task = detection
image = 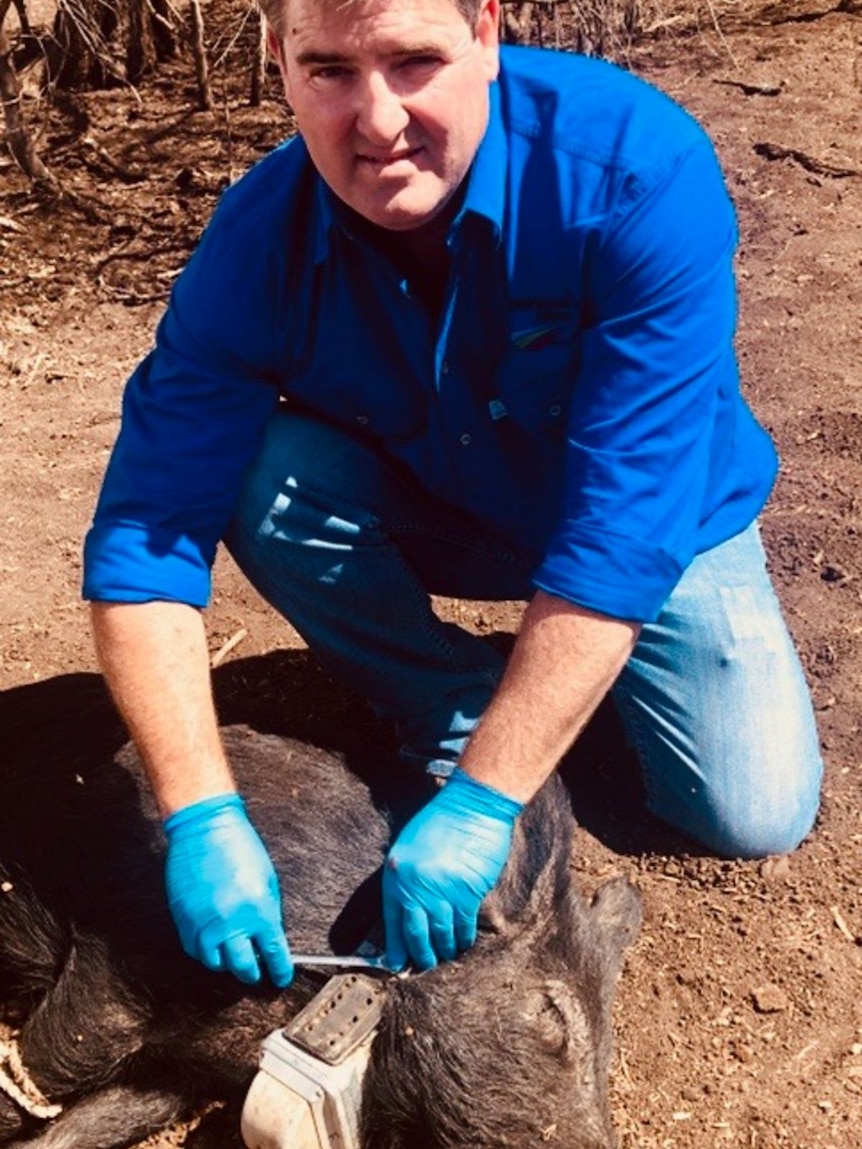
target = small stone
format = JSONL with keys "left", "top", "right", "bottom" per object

{"left": 752, "top": 984, "right": 789, "bottom": 1014}
{"left": 760, "top": 856, "right": 791, "bottom": 881}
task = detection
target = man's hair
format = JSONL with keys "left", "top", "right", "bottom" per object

{"left": 260, "top": 0, "right": 485, "bottom": 39}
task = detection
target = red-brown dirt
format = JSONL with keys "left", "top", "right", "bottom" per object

{"left": 1, "top": 3, "right": 860, "bottom": 1147}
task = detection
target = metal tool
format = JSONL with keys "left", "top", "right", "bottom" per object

{"left": 291, "top": 953, "right": 396, "bottom": 974}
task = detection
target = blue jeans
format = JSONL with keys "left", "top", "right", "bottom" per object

{"left": 225, "top": 410, "right": 823, "bottom": 859}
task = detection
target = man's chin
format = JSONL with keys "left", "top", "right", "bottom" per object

{"left": 348, "top": 184, "right": 454, "bottom": 233}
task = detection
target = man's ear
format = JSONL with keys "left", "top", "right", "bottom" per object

{"left": 266, "top": 26, "right": 291, "bottom": 102}
{"left": 476, "top": 0, "right": 501, "bottom": 83}
{"left": 266, "top": 26, "right": 283, "bottom": 65}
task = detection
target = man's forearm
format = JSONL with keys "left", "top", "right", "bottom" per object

{"left": 459, "top": 590, "right": 640, "bottom": 803}
{"left": 90, "top": 600, "right": 235, "bottom": 816}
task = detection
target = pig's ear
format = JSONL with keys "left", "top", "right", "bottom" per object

{"left": 521, "top": 979, "right": 596, "bottom": 1069}
{"left": 587, "top": 876, "right": 643, "bottom": 988}
{"left": 480, "top": 774, "right": 575, "bottom": 934}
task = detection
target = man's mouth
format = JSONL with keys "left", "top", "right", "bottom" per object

{"left": 357, "top": 147, "right": 423, "bottom": 168}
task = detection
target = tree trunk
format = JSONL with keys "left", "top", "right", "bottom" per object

{"left": 88, "top": 0, "right": 120, "bottom": 88}
{"left": 188, "top": 0, "right": 212, "bottom": 111}
{"left": 127, "top": 0, "right": 156, "bottom": 85}
{"left": 0, "top": 1, "right": 57, "bottom": 189}
{"left": 11, "top": 0, "right": 30, "bottom": 37}
{"left": 249, "top": 7, "right": 266, "bottom": 107}
{"left": 50, "top": 0, "right": 91, "bottom": 89}
{"left": 151, "top": 0, "right": 178, "bottom": 61}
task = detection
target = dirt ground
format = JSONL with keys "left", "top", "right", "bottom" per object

{"left": 1, "top": 2, "right": 861, "bottom": 1147}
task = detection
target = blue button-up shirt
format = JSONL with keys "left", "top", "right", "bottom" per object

{"left": 84, "top": 46, "right": 777, "bottom": 623}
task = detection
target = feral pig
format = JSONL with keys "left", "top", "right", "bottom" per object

{"left": 0, "top": 724, "right": 641, "bottom": 1149}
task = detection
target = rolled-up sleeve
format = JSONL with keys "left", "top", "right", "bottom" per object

{"left": 533, "top": 140, "right": 750, "bottom": 622}
{"left": 83, "top": 204, "right": 282, "bottom": 606}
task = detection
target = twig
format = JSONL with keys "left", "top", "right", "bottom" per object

{"left": 80, "top": 135, "right": 148, "bottom": 183}
{"left": 714, "top": 78, "right": 782, "bottom": 97}
{"left": 704, "top": 0, "right": 738, "bottom": 68}
{"left": 761, "top": 1, "right": 851, "bottom": 28}
{"left": 188, "top": 0, "right": 212, "bottom": 111}
{"left": 210, "top": 628, "right": 248, "bottom": 669}
{"left": 754, "top": 141, "right": 861, "bottom": 178}
{"left": 95, "top": 241, "right": 190, "bottom": 278}
{"left": 222, "top": 75, "right": 235, "bottom": 184}
{"left": 210, "top": 1, "right": 257, "bottom": 71}
{"left": 830, "top": 905, "right": 858, "bottom": 943}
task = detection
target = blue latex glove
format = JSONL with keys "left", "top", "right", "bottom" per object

{"left": 383, "top": 768, "right": 524, "bottom": 971}
{"left": 163, "top": 794, "right": 294, "bottom": 988}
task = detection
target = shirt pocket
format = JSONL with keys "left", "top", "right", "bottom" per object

{"left": 491, "top": 315, "right": 579, "bottom": 439}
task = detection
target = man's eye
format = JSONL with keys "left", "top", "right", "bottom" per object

{"left": 399, "top": 55, "right": 441, "bottom": 70}
{"left": 311, "top": 65, "right": 349, "bottom": 81}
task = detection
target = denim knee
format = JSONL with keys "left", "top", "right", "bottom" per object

{"left": 614, "top": 523, "right": 824, "bottom": 860}
{"left": 683, "top": 770, "right": 821, "bottom": 860}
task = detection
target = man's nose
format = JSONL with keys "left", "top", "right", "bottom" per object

{"left": 356, "top": 71, "right": 410, "bottom": 144}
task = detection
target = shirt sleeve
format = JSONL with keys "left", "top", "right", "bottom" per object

{"left": 532, "top": 139, "right": 752, "bottom": 623}
{"left": 82, "top": 204, "right": 282, "bottom": 607}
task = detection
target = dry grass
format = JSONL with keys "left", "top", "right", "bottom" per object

{"left": 500, "top": 0, "right": 847, "bottom": 62}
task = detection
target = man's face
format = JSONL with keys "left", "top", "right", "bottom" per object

{"left": 269, "top": 0, "right": 500, "bottom": 231}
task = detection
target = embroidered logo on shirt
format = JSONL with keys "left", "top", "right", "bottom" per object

{"left": 511, "top": 324, "right": 561, "bottom": 351}
{"left": 509, "top": 299, "right": 575, "bottom": 351}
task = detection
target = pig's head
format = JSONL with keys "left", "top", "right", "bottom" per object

{"left": 361, "top": 774, "right": 642, "bottom": 1148}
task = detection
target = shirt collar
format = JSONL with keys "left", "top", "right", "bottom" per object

{"left": 456, "top": 79, "right": 505, "bottom": 242}
{"left": 310, "top": 77, "right": 506, "bottom": 264}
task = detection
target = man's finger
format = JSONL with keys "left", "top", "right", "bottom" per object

{"left": 428, "top": 902, "right": 457, "bottom": 963}
{"left": 454, "top": 906, "right": 478, "bottom": 953}
{"left": 219, "top": 933, "right": 263, "bottom": 985}
{"left": 402, "top": 904, "right": 437, "bottom": 970}
{"left": 258, "top": 930, "right": 295, "bottom": 989}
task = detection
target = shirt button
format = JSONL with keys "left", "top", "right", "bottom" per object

{"left": 441, "top": 360, "right": 450, "bottom": 374}
{"left": 356, "top": 414, "right": 370, "bottom": 425}
{"left": 460, "top": 433, "right": 471, "bottom": 446}
{"left": 549, "top": 404, "right": 562, "bottom": 417}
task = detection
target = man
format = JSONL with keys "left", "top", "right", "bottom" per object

{"left": 83, "top": 0, "right": 823, "bottom": 988}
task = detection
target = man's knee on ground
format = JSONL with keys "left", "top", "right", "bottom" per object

{"left": 690, "top": 781, "right": 821, "bottom": 860}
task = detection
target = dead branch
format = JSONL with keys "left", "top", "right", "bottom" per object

{"left": 0, "top": 1, "right": 58, "bottom": 191}
{"left": 754, "top": 140, "right": 861, "bottom": 178}
{"left": 10, "top": 0, "right": 29, "bottom": 36}
{"left": 127, "top": 0, "right": 156, "bottom": 85}
{"left": 210, "top": 628, "right": 248, "bottom": 669}
{"left": 504, "top": 2, "right": 534, "bottom": 43}
{"left": 758, "top": 0, "right": 858, "bottom": 26}
{"left": 249, "top": 4, "right": 266, "bottom": 107}
{"left": 714, "top": 77, "right": 782, "bottom": 96}
{"left": 80, "top": 133, "right": 148, "bottom": 182}
{"left": 150, "top": 0, "right": 178, "bottom": 61}
{"left": 189, "top": 0, "right": 212, "bottom": 110}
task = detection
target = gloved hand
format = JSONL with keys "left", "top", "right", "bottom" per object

{"left": 383, "top": 768, "right": 524, "bottom": 971}
{"left": 163, "top": 793, "right": 294, "bottom": 988}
